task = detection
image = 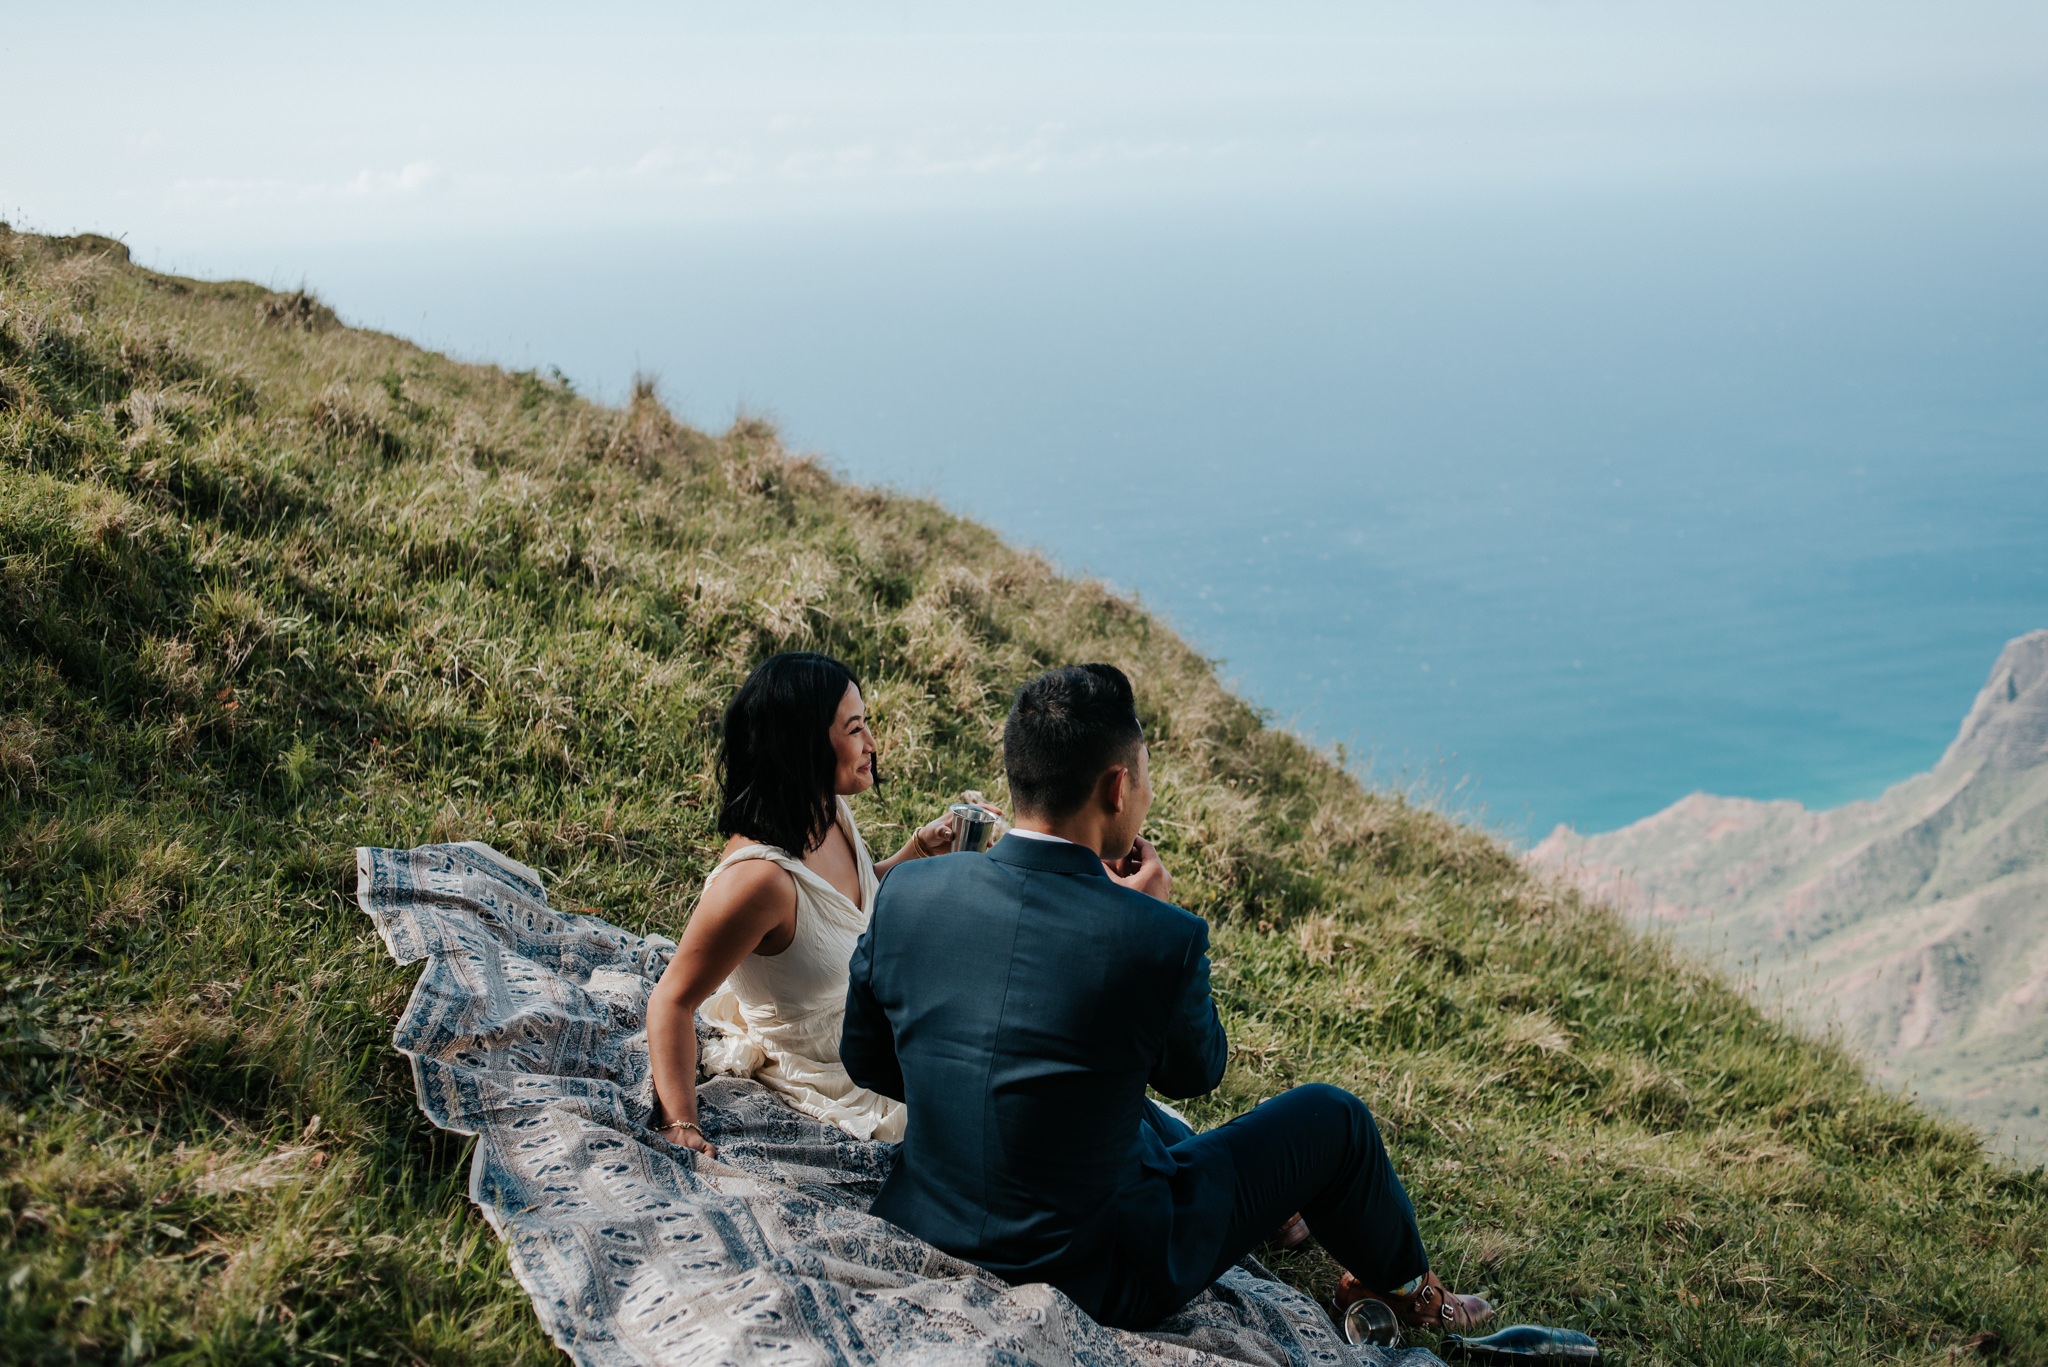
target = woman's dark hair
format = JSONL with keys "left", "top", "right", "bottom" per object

{"left": 1003, "top": 663, "right": 1144, "bottom": 818}
{"left": 718, "top": 652, "right": 874, "bottom": 855}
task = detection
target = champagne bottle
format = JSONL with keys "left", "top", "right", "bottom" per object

{"left": 1439, "top": 1326, "right": 1602, "bottom": 1364}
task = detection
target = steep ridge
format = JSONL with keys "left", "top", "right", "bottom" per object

{"left": 1530, "top": 630, "right": 2048, "bottom": 1159}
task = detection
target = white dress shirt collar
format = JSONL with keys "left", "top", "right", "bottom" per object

{"left": 1002, "top": 827, "right": 1076, "bottom": 847}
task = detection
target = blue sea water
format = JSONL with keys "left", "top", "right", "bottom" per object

{"left": 190, "top": 170, "right": 2048, "bottom": 838}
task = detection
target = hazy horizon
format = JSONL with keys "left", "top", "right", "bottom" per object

{"left": 15, "top": 2, "right": 2048, "bottom": 254}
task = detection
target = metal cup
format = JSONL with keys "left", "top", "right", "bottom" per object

{"left": 1343, "top": 1297, "right": 1401, "bottom": 1349}
{"left": 949, "top": 804, "right": 999, "bottom": 853}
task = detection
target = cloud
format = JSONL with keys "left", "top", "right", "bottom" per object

{"left": 167, "top": 161, "right": 450, "bottom": 210}
{"left": 341, "top": 161, "right": 449, "bottom": 197}
{"left": 572, "top": 124, "right": 1214, "bottom": 193}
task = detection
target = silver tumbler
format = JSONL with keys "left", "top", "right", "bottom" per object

{"left": 1343, "top": 1298, "right": 1401, "bottom": 1349}
{"left": 948, "top": 804, "right": 1000, "bottom": 853}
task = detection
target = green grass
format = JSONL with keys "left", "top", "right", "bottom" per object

{"left": 0, "top": 223, "right": 2041, "bottom": 1366}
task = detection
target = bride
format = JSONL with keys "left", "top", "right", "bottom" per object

{"left": 645, "top": 651, "right": 975, "bottom": 1153}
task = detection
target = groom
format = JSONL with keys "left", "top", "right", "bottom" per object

{"left": 841, "top": 663, "right": 1491, "bottom": 1332}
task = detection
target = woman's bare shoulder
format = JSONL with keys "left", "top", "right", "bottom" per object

{"left": 663, "top": 849, "right": 801, "bottom": 987}
{"left": 695, "top": 849, "right": 798, "bottom": 922}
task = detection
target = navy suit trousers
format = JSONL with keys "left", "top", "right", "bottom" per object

{"left": 1116, "top": 1084, "right": 1428, "bottom": 1329}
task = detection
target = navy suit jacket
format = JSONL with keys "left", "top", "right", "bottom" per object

{"left": 840, "top": 835, "right": 1232, "bottom": 1324}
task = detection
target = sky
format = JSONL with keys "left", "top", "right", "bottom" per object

{"left": 10, "top": 2, "right": 2048, "bottom": 267}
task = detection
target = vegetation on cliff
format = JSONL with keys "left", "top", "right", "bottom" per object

{"left": 1, "top": 226, "right": 2041, "bottom": 1365}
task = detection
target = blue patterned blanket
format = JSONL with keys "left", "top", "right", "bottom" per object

{"left": 357, "top": 841, "right": 1433, "bottom": 1367}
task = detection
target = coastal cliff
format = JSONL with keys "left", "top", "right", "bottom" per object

{"left": 1530, "top": 631, "right": 2048, "bottom": 1160}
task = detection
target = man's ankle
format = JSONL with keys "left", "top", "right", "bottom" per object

{"left": 1336, "top": 1271, "right": 1426, "bottom": 1304}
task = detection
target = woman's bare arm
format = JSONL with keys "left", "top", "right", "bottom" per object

{"left": 645, "top": 859, "right": 798, "bottom": 1156}
{"left": 872, "top": 802, "right": 1008, "bottom": 879}
{"left": 872, "top": 815, "right": 953, "bottom": 880}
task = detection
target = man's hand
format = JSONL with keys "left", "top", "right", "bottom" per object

{"left": 1104, "top": 835, "right": 1173, "bottom": 902}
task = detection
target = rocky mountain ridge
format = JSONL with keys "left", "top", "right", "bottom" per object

{"left": 1529, "top": 630, "right": 2048, "bottom": 1160}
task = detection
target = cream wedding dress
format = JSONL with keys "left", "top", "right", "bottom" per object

{"left": 695, "top": 796, "right": 908, "bottom": 1143}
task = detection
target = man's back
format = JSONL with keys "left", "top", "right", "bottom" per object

{"left": 841, "top": 835, "right": 1228, "bottom": 1317}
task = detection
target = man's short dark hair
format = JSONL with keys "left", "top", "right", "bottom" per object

{"left": 1003, "top": 664, "right": 1144, "bottom": 818}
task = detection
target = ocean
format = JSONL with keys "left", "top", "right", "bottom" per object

{"left": 190, "top": 168, "right": 2048, "bottom": 839}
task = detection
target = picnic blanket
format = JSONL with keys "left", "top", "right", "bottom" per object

{"left": 357, "top": 841, "right": 1437, "bottom": 1367}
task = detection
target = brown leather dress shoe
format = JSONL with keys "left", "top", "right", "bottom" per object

{"left": 1335, "top": 1271, "right": 1494, "bottom": 1332}
{"left": 1268, "top": 1213, "right": 1312, "bottom": 1251}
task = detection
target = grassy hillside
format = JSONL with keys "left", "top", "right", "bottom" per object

{"left": 0, "top": 224, "right": 2041, "bottom": 1366}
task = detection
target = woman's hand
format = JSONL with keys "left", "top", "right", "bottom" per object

{"left": 886, "top": 799, "right": 1008, "bottom": 870}
{"left": 878, "top": 798, "right": 1008, "bottom": 879}
{"left": 877, "top": 816, "right": 951, "bottom": 877}
{"left": 910, "top": 812, "right": 957, "bottom": 858}
{"left": 655, "top": 1116, "right": 718, "bottom": 1158}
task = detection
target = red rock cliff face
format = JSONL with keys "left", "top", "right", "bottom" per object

{"left": 1527, "top": 630, "right": 2048, "bottom": 1162}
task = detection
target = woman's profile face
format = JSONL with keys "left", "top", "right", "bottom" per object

{"left": 829, "top": 683, "right": 878, "bottom": 796}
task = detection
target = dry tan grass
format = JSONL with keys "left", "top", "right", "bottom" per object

{"left": 1502, "top": 1010, "right": 1575, "bottom": 1057}
{"left": 305, "top": 382, "right": 388, "bottom": 448}
{"left": 0, "top": 713, "right": 50, "bottom": 793}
